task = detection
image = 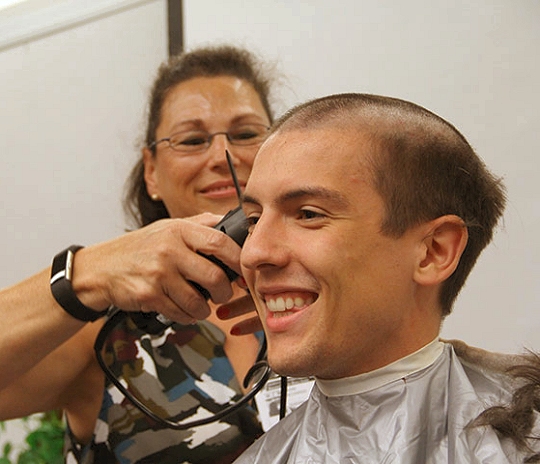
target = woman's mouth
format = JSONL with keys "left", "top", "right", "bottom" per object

{"left": 201, "top": 181, "right": 244, "bottom": 199}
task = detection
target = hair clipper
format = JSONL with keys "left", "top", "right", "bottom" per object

{"left": 129, "top": 150, "right": 248, "bottom": 334}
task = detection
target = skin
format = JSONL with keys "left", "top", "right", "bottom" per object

{"left": 142, "top": 76, "right": 269, "bottom": 383}
{"left": 0, "top": 75, "right": 268, "bottom": 443}
{"left": 240, "top": 126, "right": 468, "bottom": 380}
{"left": 144, "top": 76, "right": 270, "bottom": 219}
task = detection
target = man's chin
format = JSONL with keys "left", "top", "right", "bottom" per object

{"left": 268, "top": 355, "right": 315, "bottom": 379}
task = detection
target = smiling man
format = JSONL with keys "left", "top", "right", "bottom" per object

{"left": 233, "top": 94, "right": 540, "bottom": 463}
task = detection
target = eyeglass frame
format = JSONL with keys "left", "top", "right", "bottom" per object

{"left": 94, "top": 308, "right": 272, "bottom": 430}
{"left": 148, "top": 123, "right": 271, "bottom": 154}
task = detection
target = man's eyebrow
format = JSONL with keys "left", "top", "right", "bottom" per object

{"left": 242, "top": 194, "right": 260, "bottom": 207}
{"left": 242, "top": 187, "right": 350, "bottom": 207}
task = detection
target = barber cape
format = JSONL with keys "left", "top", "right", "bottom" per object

{"left": 235, "top": 340, "right": 540, "bottom": 463}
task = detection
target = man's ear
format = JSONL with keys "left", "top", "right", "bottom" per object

{"left": 414, "top": 215, "right": 468, "bottom": 286}
{"left": 142, "top": 147, "right": 160, "bottom": 200}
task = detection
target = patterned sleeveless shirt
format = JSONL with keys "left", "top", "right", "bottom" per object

{"left": 64, "top": 317, "right": 263, "bottom": 464}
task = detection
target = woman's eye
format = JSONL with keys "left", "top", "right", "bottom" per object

{"left": 180, "top": 136, "right": 207, "bottom": 146}
{"left": 231, "top": 131, "right": 257, "bottom": 141}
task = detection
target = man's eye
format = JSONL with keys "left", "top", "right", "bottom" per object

{"left": 246, "top": 216, "right": 260, "bottom": 232}
{"left": 300, "top": 209, "right": 324, "bottom": 220}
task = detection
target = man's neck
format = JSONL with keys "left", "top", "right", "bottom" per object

{"left": 315, "top": 338, "right": 443, "bottom": 397}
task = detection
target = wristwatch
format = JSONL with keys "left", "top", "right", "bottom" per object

{"left": 50, "top": 245, "right": 108, "bottom": 322}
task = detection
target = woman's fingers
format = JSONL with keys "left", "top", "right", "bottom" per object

{"left": 216, "top": 294, "right": 263, "bottom": 335}
{"left": 72, "top": 216, "right": 244, "bottom": 323}
{"left": 230, "top": 317, "right": 263, "bottom": 336}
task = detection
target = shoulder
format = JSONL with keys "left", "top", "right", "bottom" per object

{"left": 443, "top": 338, "right": 540, "bottom": 460}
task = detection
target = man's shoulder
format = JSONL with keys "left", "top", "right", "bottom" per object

{"left": 445, "top": 339, "right": 540, "bottom": 461}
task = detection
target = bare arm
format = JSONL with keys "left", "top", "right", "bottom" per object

{"left": 0, "top": 214, "right": 244, "bottom": 400}
{"left": 0, "top": 268, "right": 87, "bottom": 390}
{"left": 0, "top": 320, "right": 102, "bottom": 420}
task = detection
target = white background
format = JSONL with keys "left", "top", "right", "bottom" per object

{"left": 0, "top": 0, "right": 539, "bottom": 451}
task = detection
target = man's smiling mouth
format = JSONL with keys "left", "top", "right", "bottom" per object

{"left": 264, "top": 293, "right": 317, "bottom": 317}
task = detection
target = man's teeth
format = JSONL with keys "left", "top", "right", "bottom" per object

{"left": 266, "top": 296, "right": 312, "bottom": 312}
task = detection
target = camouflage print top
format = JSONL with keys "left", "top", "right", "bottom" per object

{"left": 64, "top": 317, "right": 263, "bottom": 464}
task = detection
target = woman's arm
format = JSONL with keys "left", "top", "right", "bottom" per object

{"left": 0, "top": 319, "right": 102, "bottom": 420}
{"left": 0, "top": 268, "right": 87, "bottom": 390}
{"left": 0, "top": 215, "right": 245, "bottom": 394}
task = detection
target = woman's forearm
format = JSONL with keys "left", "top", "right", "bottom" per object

{"left": 0, "top": 268, "right": 86, "bottom": 389}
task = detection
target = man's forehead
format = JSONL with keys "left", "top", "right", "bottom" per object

{"left": 250, "top": 130, "right": 317, "bottom": 184}
{"left": 245, "top": 128, "right": 373, "bottom": 205}
{"left": 259, "top": 127, "right": 372, "bottom": 174}
{"left": 254, "top": 126, "right": 371, "bottom": 167}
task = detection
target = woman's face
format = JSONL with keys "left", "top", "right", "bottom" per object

{"left": 143, "top": 76, "right": 271, "bottom": 219}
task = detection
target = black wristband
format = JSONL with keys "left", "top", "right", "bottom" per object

{"left": 50, "top": 245, "right": 108, "bottom": 322}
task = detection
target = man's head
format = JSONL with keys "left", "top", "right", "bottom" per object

{"left": 241, "top": 93, "right": 506, "bottom": 379}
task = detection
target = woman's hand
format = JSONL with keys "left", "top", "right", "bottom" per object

{"left": 72, "top": 214, "right": 243, "bottom": 325}
{"left": 216, "top": 293, "right": 263, "bottom": 335}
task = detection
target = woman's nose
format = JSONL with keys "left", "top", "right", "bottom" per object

{"left": 205, "top": 133, "right": 231, "bottom": 164}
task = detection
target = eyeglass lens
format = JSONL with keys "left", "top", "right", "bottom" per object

{"left": 167, "top": 124, "right": 269, "bottom": 152}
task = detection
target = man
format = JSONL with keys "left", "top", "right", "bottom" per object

{"left": 232, "top": 93, "right": 540, "bottom": 463}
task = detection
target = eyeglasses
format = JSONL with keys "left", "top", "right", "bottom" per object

{"left": 94, "top": 308, "right": 272, "bottom": 430}
{"left": 149, "top": 123, "right": 270, "bottom": 154}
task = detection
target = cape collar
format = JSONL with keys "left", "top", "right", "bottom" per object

{"left": 316, "top": 338, "right": 444, "bottom": 397}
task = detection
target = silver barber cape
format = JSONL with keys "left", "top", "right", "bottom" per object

{"left": 235, "top": 340, "right": 534, "bottom": 463}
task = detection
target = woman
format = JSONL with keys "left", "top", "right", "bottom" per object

{"left": 0, "top": 45, "right": 275, "bottom": 463}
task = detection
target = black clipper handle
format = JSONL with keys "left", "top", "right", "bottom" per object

{"left": 130, "top": 206, "right": 248, "bottom": 334}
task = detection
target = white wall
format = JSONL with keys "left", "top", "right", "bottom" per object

{"left": 0, "top": 0, "right": 167, "bottom": 286}
{"left": 183, "top": 0, "right": 540, "bottom": 353}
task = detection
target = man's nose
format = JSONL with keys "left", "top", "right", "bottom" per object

{"left": 241, "top": 214, "right": 288, "bottom": 271}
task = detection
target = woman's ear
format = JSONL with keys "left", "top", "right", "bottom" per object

{"left": 142, "top": 147, "right": 160, "bottom": 200}
{"left": 414, "top": 215, "right": 468, "bottom": 286}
